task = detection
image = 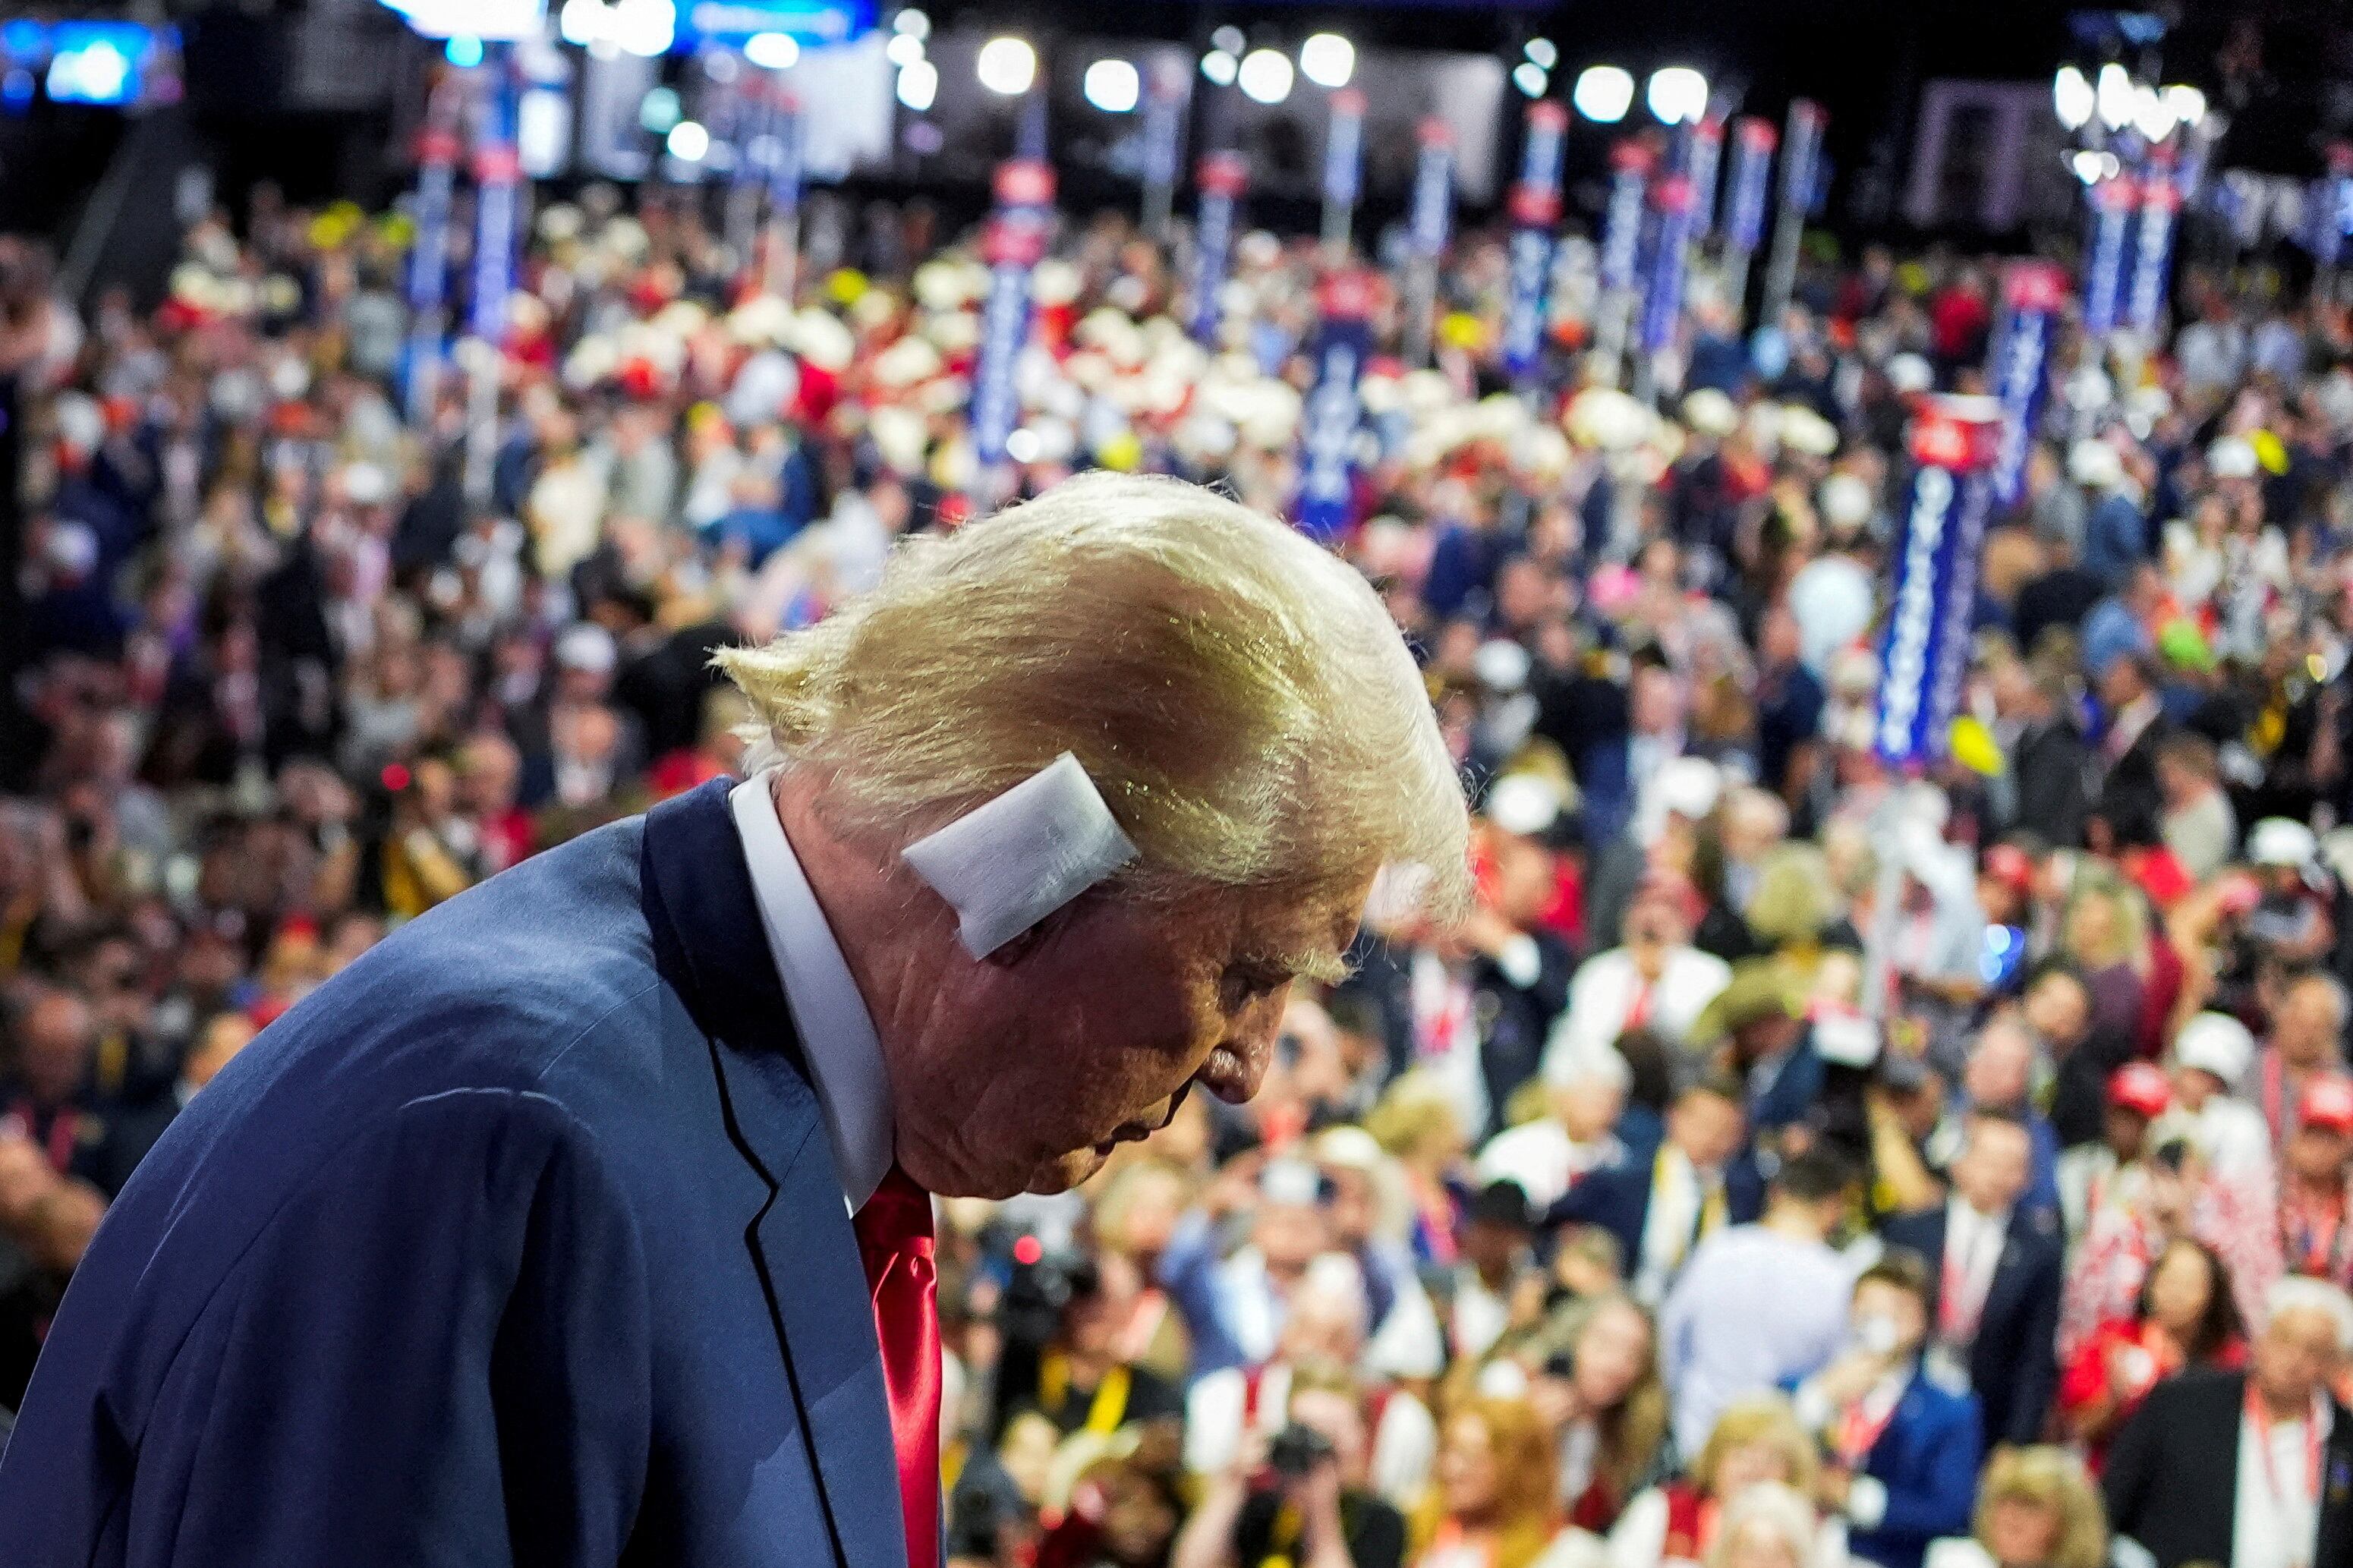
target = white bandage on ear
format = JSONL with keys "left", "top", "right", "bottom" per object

{"left": 901, "top": 752, "right": 1140, "bottom": 959}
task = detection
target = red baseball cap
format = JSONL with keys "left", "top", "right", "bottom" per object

{"left": 1982, "top": 843, "right": 2033, "bottom": 894}
{"left": 2107, "top": 1062, "right": 2172, "bottom": 1120}
{"left": 2300, "top": 1075, "right": 2353, "bottom": 1136}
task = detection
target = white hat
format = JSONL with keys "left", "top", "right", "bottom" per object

{"left": 1475, "top": 638, "right": 1532, "bottom": 694}
{"left": 1779, "top": 404, "right": 1840, "bottom": 457}
{"left": 1259, "top": 1159, "right": 1324, "bottom": 1207}
{"left": 554, "top": 622, "right": 618, "bottom": 676}
{"left": 2249, "top": 817, "right": 2318, "bottom": 868}
{"left": 1485, "top": 773, "right": 1562, "bottom": 839}
{"left": 342, "top": 462, "right": 392, "bottom": 508}
{"left": 1655, "top": 755, "right": 1723, "bottom": 821}
{"left": 1819, "top": 471, "right": 1875, "bottom": 531}
{"left": 2068, "top": 438, "right": 2124, "bottom": 490}
{"left": 1565, "top": 386, "right": 1651, "bottom": 452}
{"left": 2174, "top": 1011, "right": 2255, "bottom": 1088}
{"left": 2208, "top": 435, "right": 2260, "bottom": 480}
{"left": 1682, "top": 388, "right": 1738, "bottom": 437}
{"left": 1887, "top": 353, "right": 1934, "bottom": 395}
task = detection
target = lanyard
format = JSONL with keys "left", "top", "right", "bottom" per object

{"left": 1835, "top": 1384, "right": 1902, "bottom": 1466}
{"left": 2287, "top": 1191, "right": 2352, "bottom": 1282}
{"left": 1038, "top": 1352, "right": 1132, "bottom": 1435}
{"left": 2246, "top": 1381, "right": 2327, "bottom": 1522}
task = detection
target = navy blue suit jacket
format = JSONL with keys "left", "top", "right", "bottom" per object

{"left": 1543, "top": 1145, "right": 1765, "bottom": 1265}
{"left": 0, "top": 780, "right": 909, "bottom": 1568}
{"left": 1878, "top": 1203, "right": 2064, "bottom": 1448}
{"left": 1846, "top": 1365, "right": 1983, "bottom": 1568}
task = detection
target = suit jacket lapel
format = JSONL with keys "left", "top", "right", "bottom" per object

{"left": 642, "top": 779, "right": 909, "bottom": 1568}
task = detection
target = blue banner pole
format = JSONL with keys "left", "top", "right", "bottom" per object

{"left": 1296, "top": 269, "right": 1375, "bottom": 543}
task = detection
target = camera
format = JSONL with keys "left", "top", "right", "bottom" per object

{"left": 1267, "top": 1425, "right": 1335, "bottom": 1478}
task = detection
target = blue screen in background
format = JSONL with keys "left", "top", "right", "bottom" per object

{"left": 27, "top": 21, "right": 165, "bottom": 106}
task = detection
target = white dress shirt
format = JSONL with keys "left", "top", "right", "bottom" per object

{"left": 2235, "top": 1395, "right": 2330, "bottom": 1568}
{"left": 729, "top": 775, "right": 896, "bottom": 1210}
{"left": 1940, "top": 1197, "right": 2008, "bottom": 1350}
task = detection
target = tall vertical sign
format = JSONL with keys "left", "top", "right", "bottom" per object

{"left": 1296, "top": 269, "right": 1375, "bottom": 543}
{"left": 972, "top": 158, "right": 1056, "bottom": 497}
{"left": 1759, "top": 99, "right": 1824, "bottom": 330}
{"left": 1401, "top": 118, "right": 1454, "bottom": 367}
{"left": 1987, "top": 261, "right": 2066, "bottom": 512}
{"left": 2127, "top": 143, "right": 2181, "bottom": 335}
{"left": 2081, "top": 170, "right": 2135, "bottom": 340}
{"left": 1139, "top": 60, "right": 1187, "bottom": 241}
{"left": 1720, "top": 117, "right": 1776, "bottom": 326}
{"left": 404, "top": 71, "right": 465, "bottom": 426}
{"left": 1875, "top": 395, "right": 2002, "bottom": 768}
{"left": 1189, "top": 151, "right": 1248, "bottom": 345}
{"left": 463, "top": 52, "right": 521, "bottom": 509}
{"left": 1321, "top": 88, "right": 1366, "bottom": 253}
{"left": 1500, "top": 100, "right": 1568, "bottom": 391}
{"left": 1592, "top": 138, "right": 1653, "bottom": 386}
{"left": 1640, "top": 118, "right": 1718, "bottom": 383}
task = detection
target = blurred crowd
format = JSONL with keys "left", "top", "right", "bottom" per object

{"left": 15, "top": 165, "right": 2353, "bottom": 1568}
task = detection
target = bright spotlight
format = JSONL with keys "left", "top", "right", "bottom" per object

{"left": 444, "top": 34, "right": 484, "bottom": 68}
{"left": 1201, "top": 49, "right": 1237, "bottom": 86}
{"left": 2164, "top": 83, "right": 2207, "bottom": 128}
{"left": 1084, "top": 57, "right": 1140, "bottom": 112}
{"left": 2131, "top": 83, "right": 2176, "bottom": 142}
{"left": 1513, "top": 61, "right": 1547, "bottom": 99}
{"left": 2096, "top": 62, "right": 2133, "bottom": 131}
{"left": 1573, "top": 64, "right": 1634, "bottom": 123}
{"left": 608, "top": 0, "right": 675, "bottom": 58}
{"left": 892, "top": 8, "right": 928, "bottom": 36}
{"left": 745, "top": 31, "right": 799, "bottom": 68}
{"left": 559, "top": 0, "right": 603, "bottom": 45}
{"left": 666, "top": 119, "right": 710, "bottom": 161}
{"left": 1646, "top": 65, "right": 1708, "bottom": 126}
{"left": 2070, "top": 149, "right": 2104, "bottom": 184}
{"left": 1211, "top": 25, "right": 1246, "bottom": 55}
{"left": 1236, "top": 46, "right": 1293, "bottom": 105}
{"left": 1005, "top": 427, "right": 1043, "bottom": 464}
{"left": 1299, "top": 33, "right": 1354, "bottom": 90}
{"left": 896, "top": 57, "right": 938, "bottom": 110}
{"left": 1525, "top": 38, "right": 1558, "bottom": 69}
{"left": 976, "top": 35, "right": 1036, "bottom": 96}
{"left": 2052, "top": 65, "right": 2093, "bottom": 131}
{"left": 884, "top": 31, "right": 923, "bottom": 66}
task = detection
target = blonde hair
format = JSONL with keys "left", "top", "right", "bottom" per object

{"left": 717, "top": 472, "right": 1469, "bottom": 940}
{"left": 1973, "top": 1446, "right": 2108, "bottom": 1568}
{"left": 1704, "top": 1482, "right": 1819, "bottom": 1568}
{"left": 1364, "top": 1068, "right": 1466, "bottom": 1165}
{"left": 1692, "top": 1394, "right": 1819, "bottom": 1499}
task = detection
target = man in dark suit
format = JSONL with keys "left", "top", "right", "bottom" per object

{"left": 0, "top": 474, "right": 1471, "bottom": 1566}
{"left": 2105, "top": 1278, "right": 2353, "bottom": 1568}
{"left": 1547, "top": 1076, "right": 1762, "bottom": 1305}
{"left": 1878, "top": 1109, "right": 2062, "bottom": 1449}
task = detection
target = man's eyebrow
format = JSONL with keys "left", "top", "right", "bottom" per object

{"left": 1243, "top": 945, "right": 1353, "bottom": 987}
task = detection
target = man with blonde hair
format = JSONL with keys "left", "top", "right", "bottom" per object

{"left": 0, "top": 472, "right": 1469, "bottom": 1568}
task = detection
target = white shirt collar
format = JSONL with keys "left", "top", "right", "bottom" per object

{"left": 729, "top": 774, "right": 896, "bottom": 1209}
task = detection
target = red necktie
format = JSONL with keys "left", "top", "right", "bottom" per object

{"left": 853, "top": 1167, "right": 942, "bottom": 1568}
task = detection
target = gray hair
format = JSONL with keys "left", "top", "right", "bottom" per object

{"left": 2266, "top": 1277, "right": 2353, "bottom": 1354}
{"left": 717, "top": 473, "right": 1470, "bottom": 959}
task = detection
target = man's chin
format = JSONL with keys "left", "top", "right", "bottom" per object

{"left": 1024, "top": 1146, "right": 1113, "bottom": 1195}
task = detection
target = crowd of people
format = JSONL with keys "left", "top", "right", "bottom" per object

{"left": 11, "top": 153, "right": 2353, "bottom": 1568}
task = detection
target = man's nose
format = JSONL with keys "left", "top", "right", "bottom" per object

{"left": 1198, "top": 1025, "right": 1274, "bottom": 1104}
